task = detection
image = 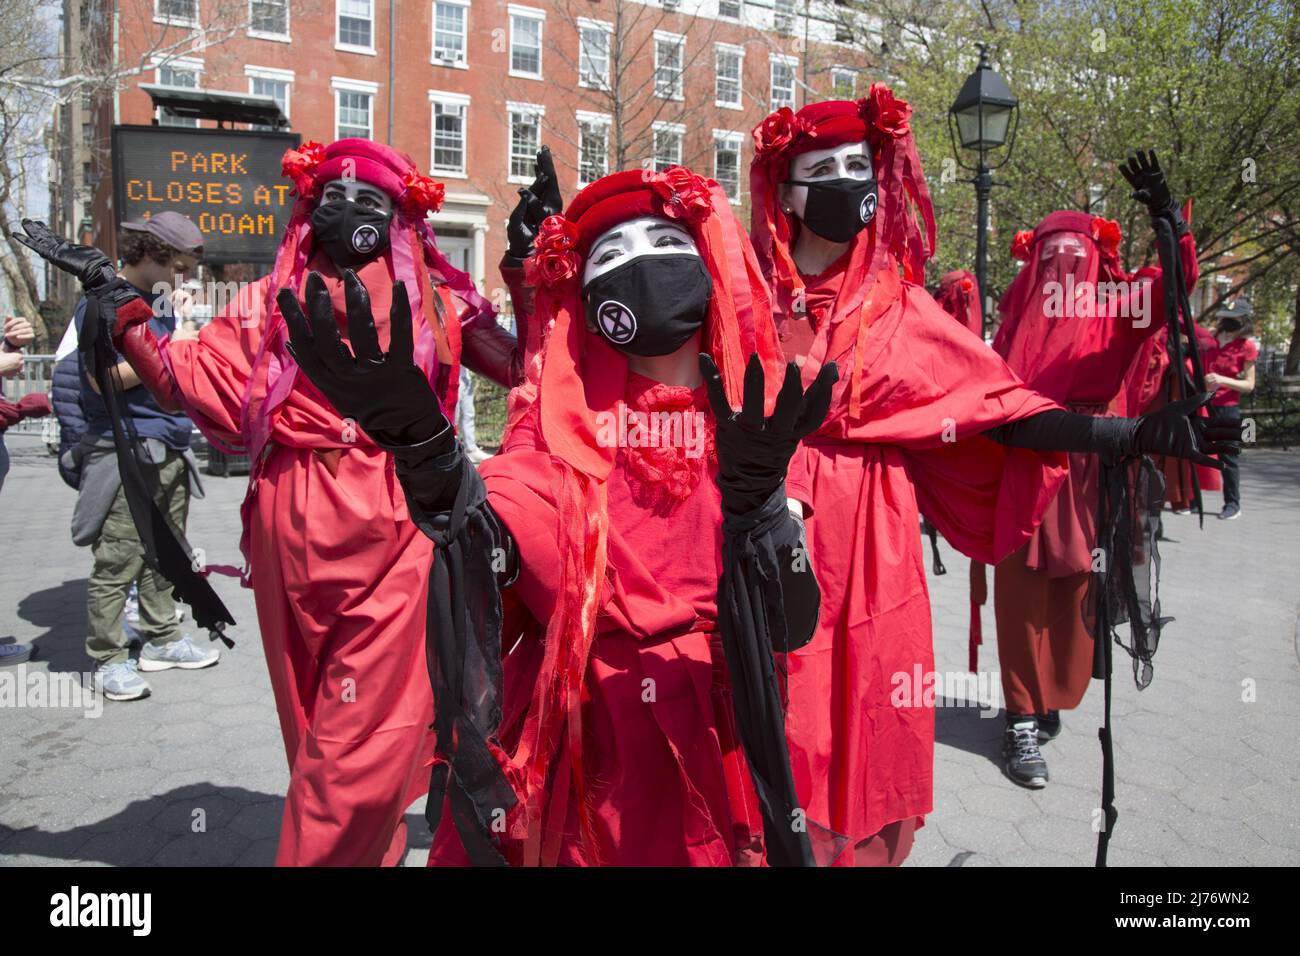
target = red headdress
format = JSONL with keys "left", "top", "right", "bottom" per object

{"left": 489, "top": 167, "right": 784, "bottom": 865}
{"left": 935, "top": 269, "right": 982, "bottom": 337}
{"left": 231, "top": 138, "right": 493, "bottom": 471}
{"left": 749, "top": 88, "right": 936, "bottom": 418}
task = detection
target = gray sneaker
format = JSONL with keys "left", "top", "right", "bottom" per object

{"left": 0, "top": 643, "right": 33, "bottom": 666}
{"left": 99, "top": 660, "right": 151, "bottom": 701}
{"left": 138, "top": 634, "right": 220, "bottom": 672}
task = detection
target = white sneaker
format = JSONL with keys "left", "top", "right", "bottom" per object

{"left": 138, "top": 634, "right": 221, "bottom": 672}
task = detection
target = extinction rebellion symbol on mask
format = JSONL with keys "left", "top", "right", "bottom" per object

{"left": 860, "top": 193, "right": 877, "bottom": 224}
{"left": 351, "top": 224, "right": 380, "bottom": 255}
{"left": 597, "top": 300, "right": 637, "bottom": 345}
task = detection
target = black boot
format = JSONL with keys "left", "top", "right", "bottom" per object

{"left": 1002, "top": 715, "right": 1049, "bottom": 788}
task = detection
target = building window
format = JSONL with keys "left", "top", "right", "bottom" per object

{"left": 718, "top": 0, "right": 741, "bottom": 19}
{"left": 713, "top": 131, "right": 742, "bottom": 203}
{"left": 508, "top": 104, "right": 543, "bottom": 182}
{"left": 832, "top": 67, "right": 856, "bottom": 99}
{"left": 654, "top": 32, "right": 685, "bottom": 100}
{"left": 248, "top": 72, "right": 290, "bottom": 129}
{"left": 509, "top": 7, "right": 544, "bottom": 80}
{"left": 432, "top": 0, "right": 468, "bottom": 67}
{"left": 770, "top": 55, "right": 797, "bottom": 111}
{"left": 337, "top": 0, "right": 373, "bottom": 52}
{"left": 652, "top": 121, "right": 683, "bottom": 171}
{"left": 156, "top": 0, "right": 197, "bottom": 25}
{"left": 715, "top": 44, "right": 743, "bottom": 109}
{"left": 334, "top": 82, "right": 375, "bottom": 139}
{"left": 429, "top": 93, "right": 468, "bottom": 175}
{"left": 577, "top": 112, "right": 610, "bottom": 186}
{"left": 157, "top": 63, "right": 200, "bottom": 127}
{"left": 774, "top": 0, "right": 795, "bottom": 36}
{"left": 249, "top": 0, "right": 288, "bottom": 37}
{"left": 578, "top": 19, "right": 611, "bottom": 89}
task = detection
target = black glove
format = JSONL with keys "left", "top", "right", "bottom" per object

{"left": 1133, "top": 391, "right": 1242, "bottom": 468}
{"left": 701, "top": 353, "right": 837, "bottom": 515}
{"left": 505, "top": 146, "right": 564, "bottom": 261}
{"left": 13, "top": 219, "right": 138, "bottom": 312}
{"left": 1119, "top": 150, "right": 1186, "bottom": 235}
{"left": 279, "top": 270, "right": 451, "bottom": 452}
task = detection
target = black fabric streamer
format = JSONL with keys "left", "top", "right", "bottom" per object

{"left": 402, "top": 452, "right": 516, "bottom": 866}
{"left": 718, "top": 487, "right": 848, "bottom": 867}
{"left": 921, "top": 518, "right": 947, "bottom": 575}
{"left": 1086, "top": 454, "right": 1169, "bottom": 866}
{"left": 80, "top": 293, "right": 235, "bottom": 642}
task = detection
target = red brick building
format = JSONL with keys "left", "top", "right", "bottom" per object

{"left": 59, "top": 0, "right": 875, "bottom": 291}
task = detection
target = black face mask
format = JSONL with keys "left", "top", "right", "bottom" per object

{"left": 786, "top": 176, "right": 878, "bottom": 243}
{"left": 1220, "top": 318, "right": 1243, "bottom": 334}
{"left": 310, "top": 200, "right": 391, "bottom": 269}
{"left": 583, "top": 254, "right": 712, "bottom": 357}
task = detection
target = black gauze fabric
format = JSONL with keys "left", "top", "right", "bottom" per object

{"left": 787, "top": 177, "right": 879, "bottom": 242}
{"left": 310, "top": 201, "right": 392, "bottom": 269}
{"left": 583, "top": 254, "right": 711, "bottom": 356}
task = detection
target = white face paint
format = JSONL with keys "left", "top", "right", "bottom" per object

{"left": 1039, "top": 235, "right": 1088, "bottom": 260}
{"left": 582, "top": 215, "right": 701, "bottom": 287}
{"left": 320, "top": 177, "right": 394, "bottom": 216}
{"left": 781, "top": 141, "right": 874, "bottom": 220}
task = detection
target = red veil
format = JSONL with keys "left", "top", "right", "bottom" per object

{"left": 477, "top": 167, "right": 785, "bottom": 865}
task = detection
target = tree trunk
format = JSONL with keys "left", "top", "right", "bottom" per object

{"left": 1285, "top": 275, "right": 1300, "bottom": 376}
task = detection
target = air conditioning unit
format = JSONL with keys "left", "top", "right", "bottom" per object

{"left": 434, "top": 49, "right": 462, "bottom": 65}
{"left": 663, "top": 0, "right": 678, "bottom": 9}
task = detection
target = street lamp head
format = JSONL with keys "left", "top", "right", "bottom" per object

{"left": 948, "top": 44, "right": 1019, "bottom": 155}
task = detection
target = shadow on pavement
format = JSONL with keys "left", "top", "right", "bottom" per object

{"left": 16, "top": 578, "right": 90, "bottom": 676}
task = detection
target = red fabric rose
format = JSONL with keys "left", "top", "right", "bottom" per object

{"left": 859, "top": 83, "right": 912, "bottom": 143}
{"left": 281, "top": 140, "right": 326, "bottom": 197}
{"left": 399, "top": 170, "right": 446, "bottom": 217}
{"left": 1011, "top": 230, "right": 1034, "bottom": 262}
{"left": 752, "top": 107, "right": 814, "bottom": 158}
{"left": 525, "top": 214, "right": 582, "bottom": 288}
{"left": 1090, "top": 216, "right": 1123, "bottom": 257}
{"left": 960, "top": 276, "right": 975, "bottom": 294}
{"left": 651, "top": 166, "right": 713, "bottom": 223}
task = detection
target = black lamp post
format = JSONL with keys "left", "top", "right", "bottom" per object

{"left": 947, "top": 43, "right": 1019, "bottom": 335}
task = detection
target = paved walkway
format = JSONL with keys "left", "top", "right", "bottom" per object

{"left": 2, "top": 432, "right": 1297, "bottom": 866}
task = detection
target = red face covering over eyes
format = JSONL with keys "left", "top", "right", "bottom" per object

{"left": 464, "top": 167, "right": 786, "bottom": 866}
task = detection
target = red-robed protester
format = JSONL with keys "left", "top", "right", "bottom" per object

{"left": 99, "top": 139, "right": 511, "bottom": 865}
{"left": 991, "top": 203, "right": 1198, "bottom": 759}
{"left": 749, "top": 92, "right": 1069, "bottom": 864}
{"left": 934, "top": 269, "right": 983, "bottom": 338}
{"left": 279, "top": 166, "right": 837, "bottom": 866}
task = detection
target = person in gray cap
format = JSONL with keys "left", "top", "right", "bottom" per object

{"left": 69, "top": 211, "right": 219, "bottom": 701}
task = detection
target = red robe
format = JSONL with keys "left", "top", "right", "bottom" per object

{"left": 426, "top": 376, "right": 764, "bottom": 866}
{"left": 158, "top": 256, "right": 445, "bottom": 865}
{"left": 780, "top": 263, "right": 1066, "bottom": 854}
{"left": 992, "top": 230, "right": 1198, "bottom": 716}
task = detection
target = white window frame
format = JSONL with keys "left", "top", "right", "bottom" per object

{"left": 506, "top": 101, "right": 545, "bottom": 185}
{"left": 577, "top": 17, "right": 613, "bottom": 91}
{"left": 712, "top": 129, "right": 744, "bottom": 204}
{"left": 651, "top": 120, "right": 685, "bottom": 171}
{"left": 248, "top": 0, "right": 290, "bottom": 42}
{"left": 831, "top": 66, "right": 856, "bottom": 99}
{"left": 717, "top": 0, "right": 742, "bottom": 20}
{"left": 508, "top": 5, "right": 546, "bottom": 81}
{"left": 153, "top": 57, "right": 204, "bottom": 127}
{"left": 245, "top": 65, "right": 293, "bottom": 126}
{"left": 428, "top": 89, "right": 470, "bottom": 179}
{"left": 336, "top": 0, "right": 377, "bottom": 56}
{"left": 714, "top": 42, "right": 744, "bottom": 110}
{"left": 576, "top": 109, "right": 611, "bottom": 187}
{"left": 770, "top": 53, "right": 798, "bottom": 111}
{"left": 431, "top": 0, "right": 470, "bottom": 69}
{"left": 154, "top": 0, "right": 199, "bottom": 28}
{"left": 653, "top": 30, "right": 686, "bottom": 102}
{"left": 332, "top": 76, "right": 378, "bottom": 139}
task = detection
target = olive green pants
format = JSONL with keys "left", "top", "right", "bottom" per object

{"left": 85, "top": 450, "right": 190, "bottom": 665}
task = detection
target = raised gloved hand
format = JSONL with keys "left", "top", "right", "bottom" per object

{"left": 12, "top": 219, "right": 140, "bottom": 321}
{"left": 701, "top": 353, "right": 838, "bottom": 515}
{"left": 279, "top": 270, "right": 451, "bottom": 451}
{"left": 506, "top": 146, "right": 564, "bottom": 261}
{"left": 1119, "top": 150, "right": 1186, "bottom": 235}
{"left": 1133, "top": 391, "right": 1242, "bottom": 467}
